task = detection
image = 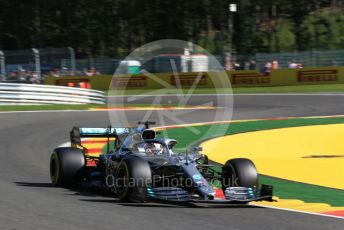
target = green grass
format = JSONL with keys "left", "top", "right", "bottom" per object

{"left": 260, "top": 176, "right": 344, "bottom": 207}
{"left": 107, "top": 83, "right": 344, "bottom": 95}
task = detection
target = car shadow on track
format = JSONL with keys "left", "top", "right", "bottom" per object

{"left": 15, "top": 181, "right": 122, "bottom": 199}
{"left": 15, "top": 181, "right": 264, "bottom": 209}
{"left": 15, "top": 182, "right": 53, "bottom": 187}
{"left": 79, "top": 198, "right": 263, "bottom": 209}
{"left": 15, "top": 181, "right": 114, "bottom": 197}
{"left": 116, "top": 203, "right": 262, "bottom": 209}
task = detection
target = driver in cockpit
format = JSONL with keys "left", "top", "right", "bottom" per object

{"left": 135, "top": 142, "right": 167, "bottom": 156}
{"left": 144, "top": 143, "right": 159, "bottom": 156}
{"left": 144, "top": 142, "right": 168, "bottom": 156}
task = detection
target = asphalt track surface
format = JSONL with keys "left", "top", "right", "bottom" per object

{"left": 1, "top": 94, "right": 343, "bottom": 230}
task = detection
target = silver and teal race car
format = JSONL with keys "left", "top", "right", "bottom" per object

{"left": 50, "top": 121, "right": 273, "bottom": 203}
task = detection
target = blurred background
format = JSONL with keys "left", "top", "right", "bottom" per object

{"left": 1, "top": 0, "right": 344, "bottom": 79}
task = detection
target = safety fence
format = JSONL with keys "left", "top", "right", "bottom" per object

{"left": 0, "top": 83, "right": 105, "bottom": 105}
{"left": 0, "top": 47, "right": 74, "bottom": 81}
{"left": 2, "top": 48, "right": 344, "bottom": 81}
{"left": 0, "top": 47, "right": 344, "bottom": 80}
{"left": 246, "top": 49, "right": 344, "bottom": 70}
{"left": 58, "top": 49, "right": 344, "bottom": 75}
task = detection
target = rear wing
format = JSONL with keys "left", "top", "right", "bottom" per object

{"left": 70, "top": 127, "right": 134, "bottom": 151}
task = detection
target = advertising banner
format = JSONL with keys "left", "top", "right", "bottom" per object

{"left": 45, "top": 67, "right": 344, "bottom": 91}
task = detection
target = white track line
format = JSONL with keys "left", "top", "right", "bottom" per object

{"left": 252, "top": 204, "right": 344, "bottom": 220}
{"left": 1, "top": 93, "right": 344, "bottom": 114}
{"left": 0, "top": 109, "right": 104, "bottom": 114}
{"left": 0, "top": 107, "right": 216, "bottom": 114}
{"left": 236, "top": 93, "right": 344, "bottom": 96}
{"left": 108, "top": 93, "right": 344, "bottom": 97}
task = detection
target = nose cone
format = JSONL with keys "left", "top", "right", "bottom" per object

{"left": 198, "top": 184, "right": 215, "bottom": 200}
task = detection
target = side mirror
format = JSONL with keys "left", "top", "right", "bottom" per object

{"left": 193, "top": 146, "right": 203, "bottom": 152}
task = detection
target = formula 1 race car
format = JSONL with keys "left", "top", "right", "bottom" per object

{"left": 50, "top": 121, "right": 273, "bottom": 203}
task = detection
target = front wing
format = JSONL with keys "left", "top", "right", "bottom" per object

{"left": 146, "top": 185, "right": 274, "bottom": 203}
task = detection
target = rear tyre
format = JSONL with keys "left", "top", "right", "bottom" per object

{"left": 222, "top": 158, "right": 258, "bottom": 190}
{"left": 50, "top": 147, "right": 85, "bottom": 187}
{"left": 115, "top": 157, "right": 151, "bottom": 202}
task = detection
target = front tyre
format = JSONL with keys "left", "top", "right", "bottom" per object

{"left": 115, "top": 157, "right": 151, "bottom": 202}
{"left": 222, "top": 158, "right": 258, "bottom": 190}
{"left": 50, "top": 147, "right": 85, "bottom": 187}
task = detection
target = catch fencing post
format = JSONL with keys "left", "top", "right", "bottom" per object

{"left": 311, "top": 49, "right": 317, "bottom": 67}
{"left": 228, "top": 4, "right": 237, "bottom": 68}
{"left": 32, "top": 48, "right": 41, "bottom": 79}
{"left": 68, "top": 47, "right": 76, "bottom": 75}
{"left": 0, "top": 50, "right": 5, "bottom": 80}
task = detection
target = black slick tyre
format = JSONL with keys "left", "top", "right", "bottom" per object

{"left": 50, "top": 147, "right": 85, "bottom": 187}
{"left": 222, "top": 158, "right": 258, "bottom": 190}
{"left": 115, "top": 157, "right": 151, "bottom": 202}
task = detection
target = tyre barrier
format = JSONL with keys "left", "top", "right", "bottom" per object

{"left": 0, "top": 83, "right": 106, "bottom": 105}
